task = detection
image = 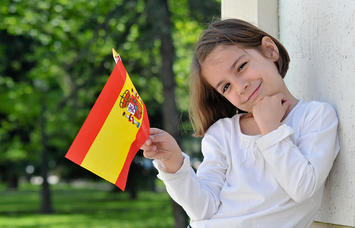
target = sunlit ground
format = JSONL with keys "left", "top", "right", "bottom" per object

{"left": 0, "top": 181, "right": 173, "bottom": 228}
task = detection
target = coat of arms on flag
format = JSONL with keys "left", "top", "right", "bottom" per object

{"left": 65, "top": 49, "right": 150, "bottom": 191}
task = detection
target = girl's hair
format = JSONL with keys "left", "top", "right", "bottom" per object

{"left": 189, "top": 18, "right": 290, "bottom": 137}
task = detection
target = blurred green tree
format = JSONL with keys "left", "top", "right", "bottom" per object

{"left": 0, "top": 0, "right": 220, "bottom": 225}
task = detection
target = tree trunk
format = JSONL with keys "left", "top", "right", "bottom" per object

{"left": 6, "top": 169, "right": 19, "bottom": 191}
{"left": 39, "top": 95, "right": 54, "bottom": 214}
{"left": 158, "top": 0, "right": 189, "bottom": 227}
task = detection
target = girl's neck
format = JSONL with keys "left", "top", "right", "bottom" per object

{"left": 283, "top": 94, "right": 299, "bottom": 119}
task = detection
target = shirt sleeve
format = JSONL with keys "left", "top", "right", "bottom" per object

{"left": 153, "top": 129, "right": 227, "bottom": 221}
{"left": 256, "top": 102, "right": 340, "bottom": 203}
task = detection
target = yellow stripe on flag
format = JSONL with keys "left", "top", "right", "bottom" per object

{"left": 81, "top": 73, "right": 142, "bottom": 183}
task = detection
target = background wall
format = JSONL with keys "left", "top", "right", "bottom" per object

{"left": 222, "top": 0, "right": 355, "bottom": 226}
{"left": 221, "top": 0, "right": 279, "bottom": 38}
{"left": 279, "top": 0, "right": 355, "bottom": 225}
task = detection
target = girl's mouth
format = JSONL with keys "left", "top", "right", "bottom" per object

{"left": 247, "top": 82, "right": 262, "bottom": 102}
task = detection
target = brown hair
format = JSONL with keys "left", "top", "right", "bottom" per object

{"left": 189, "top": 18, "right": 290, "bottom": 137}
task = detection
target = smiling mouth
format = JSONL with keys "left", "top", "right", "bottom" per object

{"left": 247, "top": 82, "right": 262, "bottom": 102}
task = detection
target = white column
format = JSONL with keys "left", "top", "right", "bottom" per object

{"left": 279, "top": 0, "right": 355, "bottom": 225}
{"left": 221, "top": 0, "right": 279, "bottom": 38}
{"left": 221, "top": 0, "right": 355, "bottom": 227}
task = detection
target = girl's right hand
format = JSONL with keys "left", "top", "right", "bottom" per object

{"left": 252, "top": 93, "right": 290, "bottom": 135}
{"left": 141, "top": 128, "right": 184, "bottom": 173}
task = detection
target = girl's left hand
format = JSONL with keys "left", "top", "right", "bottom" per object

{"left": 252, "top": 93, "right": 290, "bottom": 135}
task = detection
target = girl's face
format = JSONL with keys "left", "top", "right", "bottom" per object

{"left": 201, "top": 38, "right": 287, "bottom": 113}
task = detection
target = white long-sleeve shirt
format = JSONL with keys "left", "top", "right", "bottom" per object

{"left": 153, "top": 100, "right": 340, "bottom": 228}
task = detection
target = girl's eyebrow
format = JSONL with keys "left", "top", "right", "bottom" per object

{"left": 215, "top": 54, "right": 245, "bottom": 90}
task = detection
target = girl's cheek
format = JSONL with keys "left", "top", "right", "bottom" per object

{"left": 230, "top": 98, "right": 242, "bottom": 109}
{"left": 226, "top": 95, "right": 236, "bottom": 106}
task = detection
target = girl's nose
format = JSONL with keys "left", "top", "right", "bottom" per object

{"left": 235, "top": 78, "right": 249, "bottom": 95}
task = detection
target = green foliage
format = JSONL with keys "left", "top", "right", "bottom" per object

{"left": 0, "top": 0, "right": 220, "bottom": 183}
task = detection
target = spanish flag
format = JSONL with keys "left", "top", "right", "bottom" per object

{"left": 65, "top": 49, "right": 150, "bottom": 191}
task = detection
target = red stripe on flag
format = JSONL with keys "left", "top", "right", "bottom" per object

{"left": 115, "top": 103, "right": 150, "bottom": 191}
{"left": 65, "top": 62, "right": 127, "bottom": 165}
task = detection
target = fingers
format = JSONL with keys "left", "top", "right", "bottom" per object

{"left": 275, "top": 93, "right": 289, "bottom": 108}
{"left": 143, "top": 148, "right": 158, "bottom": 159}
{"left": 141, "top": 128, "right": 167, "bottom": 159}
{"left": 141, "top": 138, "right": 158, "bottom": 159}
{"left": 270, "top": 93, "right": 289, "bottom": 107}
{"left": 254, "top": 96, "right": 264, "bottom": 104}
{"left": 149, "top": 128, "right": 171, "bottom": 143}
{"left": 259, "top": 93, "right": 290, "bottom": 121}
{"left": 140, "top": 128, "right": 166, "bottom": 149}
{"left": 149, "top": 128, "right": 164, "bottom": 135}
{"left": 141, "top": 127, "right": 180, "bottom": 161}
{"left": 141, "top": 139, "right": 152, "bottom": 150}
{"left": 273, "top": 93, "right": 289, "bottom": 113}
{"left": 276, "top": 94, "right": 291, "bottom": 122}
{"left": 140, "top": 134, "right": 156, "bottom": 152}
{"left": 142, "top": 144, "right": 171, "bottom": 160}
{"left": 272, "top": 92, "right": 286, "bottom": 101}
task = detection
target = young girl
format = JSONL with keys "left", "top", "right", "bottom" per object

{"left": 141, "top": 19, "right": 339, "bottom": 228}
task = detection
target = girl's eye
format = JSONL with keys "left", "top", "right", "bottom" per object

{"left": 222, "top": 83, "right": 230, "bottom": 93}
{"left": 238, "top": 62, "right": 247, "bottom": 72}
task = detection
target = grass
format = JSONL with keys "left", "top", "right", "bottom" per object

{"left": 0, "top": 181, "right": 174, "bottom": 228}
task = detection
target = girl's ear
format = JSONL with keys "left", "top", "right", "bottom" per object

{"left": 260, "top": 36, "right": 280, "bottom": 62}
